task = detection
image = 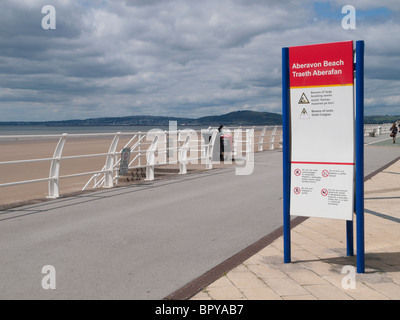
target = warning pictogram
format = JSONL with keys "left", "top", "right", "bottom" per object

{"left": 294, "top": 169, "right": 301, "bottom": 176}
{"left": 322, "top": 170, "right": 329, "bottom": 178}
{"left": 321, "top": 189, "right": 328, "bottom": 196}
{"left": 299, "top": 108, "right": 310, "bottom": 119}
{"left": 298, "top": 93, "right": 309, "bottom": 104}
{"left": 294, "top": 187, "right": 301, "bottom": 195}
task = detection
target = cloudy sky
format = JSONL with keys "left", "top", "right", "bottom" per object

{"left": 1, "top": 0, "right": 399, "bottom": 121}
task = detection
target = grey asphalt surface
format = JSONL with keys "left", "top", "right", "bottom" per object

{"left": 1, "top": 140, "right": 399, "bottom": 300}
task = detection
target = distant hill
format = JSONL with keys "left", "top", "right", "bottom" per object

{"left": 3, "top": 111, "right": 398, "bottom": 127}
{"left": 0, "top": 111, "right": 283, "bottom": 127}
{"left": 364, "top": 115, "right": 400, "bottom": 124}
{"left": 190, "top": 110, "right": 282, "bottom": 126}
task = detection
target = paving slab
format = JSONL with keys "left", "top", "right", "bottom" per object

{"left": 191, "top": 158, "right": 400, "bottom": 300}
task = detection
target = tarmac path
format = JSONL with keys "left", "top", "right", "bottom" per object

{"left": 0, "top": 140, "right": 399, "bottom": 299}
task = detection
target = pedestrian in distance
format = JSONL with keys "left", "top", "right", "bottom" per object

{"left": 390, "top": 123, "right": 398, "bottom": 143}
{"left": 218, "top": 125, "right": 224, "bottom": 161}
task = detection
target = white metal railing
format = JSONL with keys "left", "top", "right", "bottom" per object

{"left": 3, "top": 122, "right": 393, "bottom": 201}
{"left": 0, "top": 125, "right": 282, "bottom": 200}
{"left": 364, "top": 123, "right": 393, "bottom": 136}
{"left": 82, "top": 125, "right": 282, "bottom": 191}
{"left": 0, "top": 132, "right": 130, "bottom": 199}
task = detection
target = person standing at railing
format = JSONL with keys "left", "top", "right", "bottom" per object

{"left": 218, "top": 125, "right": 224, "bottom": 161}
{"left": 390, "top": 123, "right": 398, "bottom": 143}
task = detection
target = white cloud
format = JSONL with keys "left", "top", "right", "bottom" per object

{"left": 0, "top": 0, "right": 399, "bottom": 121}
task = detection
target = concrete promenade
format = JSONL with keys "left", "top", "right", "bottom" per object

{"left": 191, "top": 145, "right": 400, "bottom": 300}
{"left": 0, "top": 136, "right": 399, "bottom": 300}
{"left": 0, "top": 149, "right": 286, "bottom": 299}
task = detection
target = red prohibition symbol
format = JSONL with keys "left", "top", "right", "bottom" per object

{"left": 322, "top": 170, "right": 329, "bottom": 177}
{"left": 321, "top": 188, "right": 328, "bottom": 196}
{"left": 294, "top": 169, "right": 301, "bottom": 176}
{"left": 294, "top": 187, "right": 301, "bottom": 194}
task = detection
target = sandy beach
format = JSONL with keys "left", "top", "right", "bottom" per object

{"left": 0, "top": 128, "right": 281, "bottom": 208}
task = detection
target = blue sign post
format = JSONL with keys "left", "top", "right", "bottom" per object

{"left": 355, "top": 40, "right": 365, "bottom": 274}
{"left": 282, "top": 40, "right": 365, "bottom": 273}
{"left": 282, "top": 47, "right": 291, "bottom": 264}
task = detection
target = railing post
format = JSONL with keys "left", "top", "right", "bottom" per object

{"left": 48, "top": 133, "right": 68, "bottom": 198}
{"left": 205, "top": 129, "right": 218, "bottom": 170}
{"left": 232, "top": 128, "right": 242, "bottom": 160}
{"left": 161, "top": 130, "right": 167, "bottom": 165}
{"left": 246, "top": 129, "right": 254, "bottom": 162}
{"left": 138, "top": 132, "right": 142, "bottom": 167}
{"left": 179, "top": 134, "right": 191, "bottom": 174}
{"left": 104, "top": 133, "right": 121, "bottom": 188}
{"left": 145, "top": 135, "right": 159, "bottom": 181}
{"left": 258, "top": 126, "right": 267, "bottom": 152}
{"left": 270, "top": 126, "right": 278, "bottom": 150}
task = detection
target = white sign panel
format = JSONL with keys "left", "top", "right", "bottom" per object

{"left": 289, "top": 41, "right": 355, "bottom": 220}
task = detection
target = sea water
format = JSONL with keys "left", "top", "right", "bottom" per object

{"left": 0, "top": 125, "right": 210, "bottom": 136}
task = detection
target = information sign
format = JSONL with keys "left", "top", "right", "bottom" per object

{"left": 289, "top": 41, "right": 354, "bottom": 220}
{"left": 119, "top": 147, "right": 131, "bottom": 176}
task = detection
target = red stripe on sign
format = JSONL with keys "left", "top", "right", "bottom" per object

{"left": 289, "top": 41, "right": 354, "bottom": 88}
{"left": 291, "top": 161, "right": 355, "bottom": 165}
